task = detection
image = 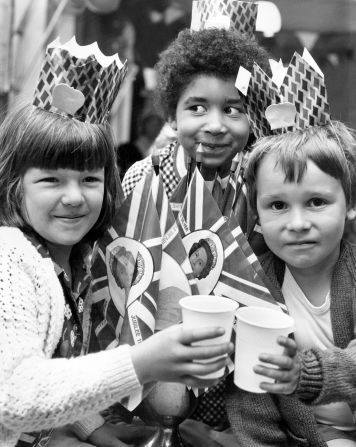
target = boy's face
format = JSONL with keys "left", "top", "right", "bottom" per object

{"left": 175, "top": 74, "right": 250, "bottom": 175}
{"left": 256, "top": 153, "right": 347, "bottom": 275}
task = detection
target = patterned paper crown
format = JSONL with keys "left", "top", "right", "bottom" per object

{"left": 191, "top": 0, "right": 258, "bottom": 37}
{"left": 236, "top": 49, "right": 331, "bottom": 138}
{"left": 33, "top": 37, "right": 128, "bottom": 124}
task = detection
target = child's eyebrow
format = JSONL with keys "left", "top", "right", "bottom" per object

{"left": 183, "top": 96, "right": 244, "bottom": 105}
{"left": 183, "top": 96, "right": 207, "bottom": 104}
{"left": 259, "top": 193, "right": 283, "bottom": 200}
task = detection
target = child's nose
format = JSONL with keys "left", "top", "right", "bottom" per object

{"left": 286, "top": 209, "right": 311, "bottom": 232}
{"left": 204, "top": 110, "right": 226, "bottom": 134}
{"left": 61, "top": 183, "right": 84, "bottom": 206}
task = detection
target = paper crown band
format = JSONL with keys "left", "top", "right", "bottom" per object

{"left": 33, "top": 37, "right": 128, "bottom": 124}
{"left": 237, "top": 48, "right": 331, "bottom": 138}
{"left": 191, "top": 0, "right": 258, "bottom": 36}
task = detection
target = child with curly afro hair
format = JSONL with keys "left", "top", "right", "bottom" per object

{"left": 123, "top": 27, "right": 271, "bottom": 200}
{"left": 120, "top": 25, "right": 271, "bottom": 445}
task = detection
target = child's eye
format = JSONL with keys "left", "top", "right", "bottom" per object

{"left": 308, "top": 198, "right": 326, "bottom": 207}
{"left": 271, "top": 201, "right": 286, "bottom": 211}
{"left": 38, "top": 177, "right": 59, "bottom": 183}
{"left": 190, "top": 105, "right": 206, "bottom": 113}
{"left": 83, "top": 176, "right": 101, "bottom": 183}
{"left": 225, "top": 106, "right": 243, "bottom": 117}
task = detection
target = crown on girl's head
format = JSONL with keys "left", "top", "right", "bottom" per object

{"left": 191, "top": 0, "right": 258, "bottom": 36}
{"left": 236, "top": 48, "right": 331, "bottom": 138}
{"left": 33, "top": 37, "right": 128, "bottom": 124}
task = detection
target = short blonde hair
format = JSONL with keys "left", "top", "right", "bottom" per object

{"left": 245, "top": 121, "right": 356, "bottom": 217}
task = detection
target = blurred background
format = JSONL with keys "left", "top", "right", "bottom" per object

{"left": 1, "top": 0, "right": 356, "bottom": 153}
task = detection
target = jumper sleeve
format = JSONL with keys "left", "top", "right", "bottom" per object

{"left": 296, "top": 341, "right": 356, "bottom": 407}
{"left": 0, "top": 228, "right": 141, "bottom": 442}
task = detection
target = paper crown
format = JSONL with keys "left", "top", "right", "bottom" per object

{"left": 191, "top": 0, "right": 258, "bottom": 37}
{"left": 236, "top": 48, "right": 331, "bottom": 138}
{"left": 33, "top": 37, "right": 128, "bottom": 124}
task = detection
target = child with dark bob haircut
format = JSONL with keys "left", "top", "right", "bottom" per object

{"left": 225, "top": 121, "right": 356, "bottom": 446}
{"left": 0, "top": 102, "right": 233, "bottom": 447}
{"left": 0, "top": 104, "right": 120, "bottom": 241}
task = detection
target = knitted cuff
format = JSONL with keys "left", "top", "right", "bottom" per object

{"left": 72, "top": 413, "right": 105, "bottom": 440}
{"left": 295, "top": 350, "right": 323, "bottom": 401}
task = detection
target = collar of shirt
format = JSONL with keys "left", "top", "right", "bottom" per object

{"left": 23, "top": 230, "right": 91, "bottom": 297}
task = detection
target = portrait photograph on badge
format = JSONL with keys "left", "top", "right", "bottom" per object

{"left": 106, "top": 237, "right": 154, "bottom": 309}
{"left": 155, "top": 251, "right": 192, "bottom": 330}
{"left": 183, "top": 229, "right": 224, "bottom": 295}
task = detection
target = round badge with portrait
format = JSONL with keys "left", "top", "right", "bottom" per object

{"left": 106, "top": 237, "right": 154, "bottom": 312}
{"left": 182, "top": 229, "right": 224, "bottom": 295}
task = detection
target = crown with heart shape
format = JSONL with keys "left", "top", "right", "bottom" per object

{"left": 191, "top": 0, "right": 258, "bottom": 37}
{"left": 235, "top": 48, "right": 331, "bottom": 138}
{"left": 33, "top": 36, "right": 128, "bottom": 124}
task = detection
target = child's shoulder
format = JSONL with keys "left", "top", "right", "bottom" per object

{"left": 341, "top": 238, "right": 356, "bottom": 274}
{"left": 0, "top": 226, "right": 45, "bottom": 265}
{"left": 122, "top": 141, "right": 178, "bottom": 197}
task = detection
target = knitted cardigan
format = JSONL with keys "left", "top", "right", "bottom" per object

{"left": 0, "top": 227, "right": 141, "bottom": 447}
{"left": 225, "top": 240, "right": 356, "bottom": 447}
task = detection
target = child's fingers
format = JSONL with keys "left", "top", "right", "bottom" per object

{"left": 254, "top": 361, "right": 299, "bottom": 395}
{"left": 258, "top": 380, "right": 295, "bottom": 395}
{"left": 258, "top": 352, "right": 294, "bottom": 369}
{"left": 277, "top": 335, "right": 298, "bottom": 356}
{"left": 185, "top": 342, "right": 234, "bottom": 360}
{"left": 180, "top": 357, "right": 230, "bottom": 387}
{"left": 179, "top": 326, "right": 227, "bottom": 344}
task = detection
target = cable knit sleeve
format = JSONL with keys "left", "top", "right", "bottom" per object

{"left": 296, "top": 341, "right": 356, "bottom": 407}
{"left": 295, "top": 242, "right": 356, "bottom": 407}
{"left": 0, "top": 228, "right": 141, "bottom": 446}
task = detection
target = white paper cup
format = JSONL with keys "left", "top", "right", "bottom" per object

{"left": 234, "top": 306, "right": 295, "bottom": 393}
{"left": 179, "top": 295, "right": 238, "bottom": 379}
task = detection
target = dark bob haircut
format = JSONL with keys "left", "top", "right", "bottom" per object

{"left": 244, "top": 121, "right": 356, "bottom": 217}
{"left": 154, "top": 27, "right": 271, "bottom": 122}
{"left": 0, "top": 104, "right": 122, "bottom": 242}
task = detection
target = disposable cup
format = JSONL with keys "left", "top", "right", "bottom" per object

{"left": 234, "top": 306, "right": 295, "bottom": 393}
{"left": 179, "top": 295, "right": 238, "bottom": 379}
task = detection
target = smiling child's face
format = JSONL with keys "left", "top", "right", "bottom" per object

{"left": 175, "top": 74, "right": 250, "bottom": 175}
{"left": 256, "top": 153, "right": 348, "bottom": 276}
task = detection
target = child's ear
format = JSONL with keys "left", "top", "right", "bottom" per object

{"left": 169, "top": 119, "right": 177, "bottom": 131}
{"left": 346, "top": 208, "right": 356, "bottom": 221}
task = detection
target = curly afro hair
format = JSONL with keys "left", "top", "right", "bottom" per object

{"left": 154, "top": 28, "right": 271, "bottom": 122}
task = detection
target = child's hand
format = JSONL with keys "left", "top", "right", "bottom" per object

{"left": 253, "top": 336, "right": 300, "bottom": 395}
{"left": 130, "top": 324, "right": 234, "bottom": 388}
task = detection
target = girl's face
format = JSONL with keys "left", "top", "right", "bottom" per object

{"left": 189, "top": 246, "right": 208, "bottom": 278}
{"left": 175, "top": 75, "right": 250, "bottom": 176}
{"left": 22, "top": 167, "right": 104, "bottom": 250}
{"left": 256, "top": 154, "right": 347, "bottom": 276}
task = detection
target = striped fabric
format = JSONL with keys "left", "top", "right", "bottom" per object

{"left": 178, "top": 167, "right": 278, "bottom": 309}
{"left": 90, "top": 168, "right": 200, "bottom": 411}
{"left": 91, "top": 170, "right": 162, "bottom": 409}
